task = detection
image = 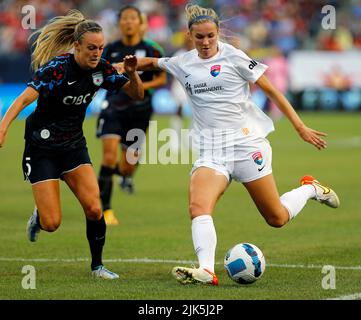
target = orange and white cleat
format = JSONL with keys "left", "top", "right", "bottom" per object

{"left": 300, "top": 175, "right": 340, "bottom": 208}
{"left": 172, "top": 266, "right": 219, "bottom": 286}
{"left": 103, "top": 209, "right": 119, "bottom": 226}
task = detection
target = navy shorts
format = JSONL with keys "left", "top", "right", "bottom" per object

{"left": 22, "top": 143, "right": 92, "bottom": 184}
{"left": 96, "top": 106, "right": 153, "bottom": 149}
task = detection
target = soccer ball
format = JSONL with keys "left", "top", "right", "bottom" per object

{"left": 224, "top": 243, "right": 266, "bottom": 284}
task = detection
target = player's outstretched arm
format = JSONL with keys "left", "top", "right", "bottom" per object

{"left": 121, "top": 55, "right": 144, "bottom": 101}
{"left": 0, "top": 87, "right": 39, "bottom": 148}
{"left": 136, "top": 57, "right": 161, "bottom": 71}
{"left": 113, "top": 57, "right": 161, "bottom": 74}
{"left": 256, "top": 74, "right": 327, "bottom": 150}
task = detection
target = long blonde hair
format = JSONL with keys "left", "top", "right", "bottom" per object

{"left": 185, "top": 3, "right": 219, "bottom": 30}
{"left": 29, "top": 10, "right": 102, "bottom": 71}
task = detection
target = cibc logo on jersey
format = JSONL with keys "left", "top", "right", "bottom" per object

{"left": 63, "top": 92, "right": 97, "bottom": 105}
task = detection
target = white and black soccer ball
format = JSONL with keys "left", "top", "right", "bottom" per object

{"left": 224, "top": 243, "right": 266, "bottom": 284}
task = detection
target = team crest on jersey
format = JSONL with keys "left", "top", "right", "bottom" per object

{"left": 135, "top": 49, "right": 146, "bottom": 58}
{"left": 92, "top": 72, "right": 103, "bottom": 86}
{"left": 210, "top": 65, "right": 221, "bottom": 77}
{"left": 252, "top": 151, "right": 263, "bottom": 165}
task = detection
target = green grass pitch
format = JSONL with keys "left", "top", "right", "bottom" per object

{"left": 0, "top": 112, "right": 360, "bottom": 300}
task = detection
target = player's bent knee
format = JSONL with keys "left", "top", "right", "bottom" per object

{"left": 122, "top": 167, "right": 134, "bottom": 176}
{"left": 189, "top": 201, "right": 211, "bottom": 218}
{"left": 103, "top": 153, "right": 117, "bottom": 168}
{"left": 84, "top": 203, "right": 102, "bottom": 220}
{"left": 264, "top": 215, "right": 288, "bottom": 228}
{"left": 122, "top": 159, "right": 136, "bottom": 175}
{"left": 41, "top": 218, "right": 61, "bottom": 232}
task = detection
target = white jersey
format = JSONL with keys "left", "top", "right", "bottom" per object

{"left": 158, "top": 41, "right": 275, "bottom": 151}
{"left": 170, "top": 48, "right": 189, "bottom": 106}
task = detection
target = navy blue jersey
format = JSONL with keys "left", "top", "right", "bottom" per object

{"left": 102, "top": 39, "right": 163, "bottom": 111}
{"left": 26, "top": 54, "right": 128, "bottom": 150}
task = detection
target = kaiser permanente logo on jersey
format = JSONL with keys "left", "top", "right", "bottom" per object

{"left": 185, "top": 81, "right": 224, "bottom": 95}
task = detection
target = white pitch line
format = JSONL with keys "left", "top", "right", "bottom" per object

{"left": 266, "top": 263, "right": 361, "bottom": 270}
{"left": 0, "top": 257, "right": 361, "bottom": 270}
{"left": 330, "top": 136, "right": 361, "bottom": 148}
{"left": 327, "top": 293, "right": 361, "bottom": 300}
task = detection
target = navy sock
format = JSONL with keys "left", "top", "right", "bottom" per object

{"left": 98, "top": 165, "right": 114, "bottom": 211}
{"left": 86, "top": 215, "right": 106, "bottom": 270}
{"left": 113, "top": 162, "right": 122, "bottom": 176}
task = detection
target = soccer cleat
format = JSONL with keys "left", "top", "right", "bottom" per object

{"left": 103, "top": 209, "right": 119, "bottom": 226}
{"left": 92, "top": 265, "right": 119, "bottom": 279}
{"left": 119, "top": 176, "right": 134, "bottom": 194}
{"left": 172, "top": 266, "right": 219, "bottom": 285}
{"left": 26, "top": 207, "right": 41, "bottom": 242}
{"left": 300, "top": 175, "right": 340, "bottom": 208}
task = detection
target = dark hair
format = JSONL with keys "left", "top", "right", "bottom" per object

{"left": 74, "top": 20, "right": 102, "bottom": 42}
{"left": 118, "top": 5, "right": 142, "bottom": 20}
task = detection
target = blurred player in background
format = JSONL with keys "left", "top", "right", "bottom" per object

{"left": 0, "top": 10, "right": 143, "bottom": 279}
{"left": 140, "top": 12, "right": 166, "bottom": 59}
{"left": 169, "top": 31, "right": 194, "bottom": 153}
{"left": 263, "top": 47, "right": 288, "bottom": 120}
{"left": 96, "top": 5, "right": 166, "bottom": 226}
{"left": 117, "top": 3, "right": 340, "bottom": 286}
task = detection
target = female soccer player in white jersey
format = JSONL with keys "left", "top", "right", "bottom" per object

{"left": 117, "top": 3, "right": 340, "bottom": 285}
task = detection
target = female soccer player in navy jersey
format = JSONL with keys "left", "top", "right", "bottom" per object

{"left": 116, "top": 3, "right": 340, "bottom": 285}
{"left": 0, "top": 10, "right": 143, "bottom": 279}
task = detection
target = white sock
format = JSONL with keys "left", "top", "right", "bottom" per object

{"left": 192, "top": 215, "right": 217, "bottom": 273}
{"left": 280, "top": 184, "right": 315, "bottom": 220}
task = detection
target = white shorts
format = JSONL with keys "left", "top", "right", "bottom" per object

{"left": 191, "top": 137, "right": 272, "bottom": 183}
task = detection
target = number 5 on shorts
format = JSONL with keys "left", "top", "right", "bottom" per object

{"left": 25, "top": 157, "right": 32, "bottom": 179}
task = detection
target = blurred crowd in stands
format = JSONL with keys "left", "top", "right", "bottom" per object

{"left": 1, "top": 0, "right": 361, "bottom": 56}
{"left": 1, "top": 0, "right": 361, "bottom": 113}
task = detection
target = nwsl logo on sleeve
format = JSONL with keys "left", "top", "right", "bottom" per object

{"left": 252, "top": 152, "right": 263, "bottom": 165}
{"left": 210, "top": 65, "right": 221, "bottom": 77}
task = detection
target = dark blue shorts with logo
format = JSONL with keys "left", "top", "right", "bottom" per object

{"left": 96, "top": 104, "right": 153, "bottom": 149}
{"left": 22, "top": 143, "right": 92, "bottom": 184}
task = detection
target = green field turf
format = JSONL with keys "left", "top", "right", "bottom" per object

{"left": 0, "top": 112, "right": 360, "bottom": 300}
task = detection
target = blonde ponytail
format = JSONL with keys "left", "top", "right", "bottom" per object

{"left": 185, "top": 3, "right": 219, "bottom": 30}
{"left": 29, "top": 9, "right": 102, "bottom": 71}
